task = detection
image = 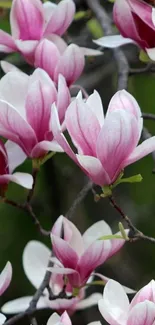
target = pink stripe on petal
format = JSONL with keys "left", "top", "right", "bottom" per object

{"left": 127, "top": 301, "right": 155, "bottom": 325}
{"left": 0, "top": 30, "right": 16, "bottom": 51}
{"left": 56, "top": 74, "right": 70, "bottom": 124}
{"left": 0, "top": 262, "right": 12, "bottom": 296}
{"left": 51, "top": 235, "right": 78, "bottom": 269}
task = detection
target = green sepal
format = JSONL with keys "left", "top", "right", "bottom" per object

{"left": 139, "top": 50, "right": 150, "bottom": 63}
{"left": 113, "top": 174, "right": 143, "bottom": 187}
{"left": 101, "top": 185, "right": 112, "bottom": 197}
{"left": 99, "top": 234, "right": 123, "bottom": 240}
{"left": 118, "top": 222, "right": 129, "bottom": 240}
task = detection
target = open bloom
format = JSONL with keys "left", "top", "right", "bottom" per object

{"left": 2, "top": 241, "right": 102, "bottom": 315}
{"left": 46, "top": 311, "right": 98, "bottom": 325}
{"left": 0, "top": 0, "right": 75, "bottom": 64}
{"left": 0, "top": 68, "right": 70, "bottom": 159}
{"left": 52, "top": 89, "right": 155, "bottom": 186}
{"left": 0, "top": 262, "right": 12, "bottom": 324}
{"left": 98, "top": 279, "right": 155, "bottom": 325}
{"left": 0, "top": 140, "right": 33, "bottom": 193}
{"left": 50, "top": 216, "right": 128, "bottom": 289}
{"left": 94, "top": 0, "right": 155, "bottom": 61}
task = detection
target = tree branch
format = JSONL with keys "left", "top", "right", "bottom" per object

{"left": 86, "top": 0, "right": 129, "bottom": 90}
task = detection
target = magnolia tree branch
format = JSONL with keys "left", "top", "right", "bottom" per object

{"left": 86, "top": 0, "right": 129, "bottom": 90}
{"left": 109, "top": 196, "right": 155, "bottom": 244}
{"left": 142, "top": 127, "right": 155, "bottom": 172}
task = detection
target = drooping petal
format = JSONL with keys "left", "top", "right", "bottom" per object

{"left": 98, "top": 280, "right": 129, "bottom": 325}
{"left": 31, "top": 140, "right": 63, "bottom": 158}
{"left": 44, "top": 0, "right": 75, "bottom": 37}
{"left": 78, "top": 240, "right": 111, "bottom": 285}
{"left": 10, "top": 0, "right": 44, "bottom": 40}
{"left": 0, "top": 30, "right": 16, "bottom": 53}
{"left": 23, "top": 241, "right": 50, "bottom": 290}
{"left": 123, "top": 136, "right": 155, "bottom": 167}
{"left": 0, "top": 61, "right": 21, "bottom": 74}
{"left": 0, "top": 262, "right": 12, "bottom": 296}
{"left": 0, "top": 100, "right": 37, "bottom": 156}
{"left": 51, "top": 235, "right": 79, "bottom": 269}
{"left": 86, "top": 91, "right": 104, "bottom": 127}
{"left": 94, "top": 35, "right": 135, "bottom": 48}
{"left": 97, "top": 111, "right": 139, "bottom": 183}
{"left": 54, "top": 44, "right": 85, "bottom": 86}
{"left": 76, "top": 293, "right": 102, "bottom": 309}
{"left": 1, "top": 296, "right": 47, "bottom": 314}
{"left": 94, "top": 273, "right": 135, "bottom": 294}
{"left": 51, "top": 104, "right": 77, "bottom": 163}
{"left": 76, "top": 155, "right": 110, "bottom": 186}
{"left": 34, "top": 39, "right": 60, "bottom": 79}
{"left": 5, "top": 141, "right": 27, "bottom": 173}
{"left": 65, "top": 99, "right": 101, "bottom": 156}
{"left": 0, "top": 71, "right": 29, "bottom": 118}
{"left": 0, "top": 172, "right": 33, "bottom": 189}
{"left": 127, "top": 301, "right": 155, "bottom": 325}
{"left": 83, "top": 220, "right": 112, "bottom": 250}
{"left": 80, "top": 47, "right": 103, "bottom": 56}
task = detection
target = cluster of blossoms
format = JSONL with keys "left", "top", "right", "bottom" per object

{"left": 0, "top": 1, "right": 155, "bottom": 325}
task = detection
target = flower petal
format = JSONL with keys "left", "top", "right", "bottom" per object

{"left": 0, "top": 314, "right": 6, "bottom": 325}
{"left": 108, "top": 230, "right": 129, "bottom": 259}
{"left": 98, "top": 280, "right": 129, "bottom": 325}
{"left": 0, "top": 61, "right": 21, "bottom": 74}
{"left": 10, "top": 0, "right": 44, "bottom": 40}
{"left": 130, "top": 280, "right": 155, "bottom": 308}
{"left": 76, "top": 155, "right": 110, "bottom": 186}
{"left": 1, "top": 296, "right": 47, "bottom": 314}
{"left": 127, "top": 301, "right": 155, "bottom": 325}
{"left": 56, "top": 74, "right": 70, "bottom": 124}
{"left": 31, "top": 140, "right": 63, "bottom": 158}
{"left": 86, "top": 91, "right": 104, "bottom": 127}
{"left": 54, "top": 44, "right": 85, "bottom": 86}
{"left": 94, "top": 35, "right": 135, "bottom": 48}
{"left": 44, "top": 0, "right": 75, "bottom": 36}
{"left": 146, "top": 47, "right": 155, "bottom": 61}
{"left": 51, "top": 235, "right": 79, "bottom": 269}
{"left": 65, "top": 98, "right": 101, "bottom": 156}
{"left": 0, "top": 262, "right": 12, "bottom": 296}
{"left": 76, "top": 293, "right": 102, "bottom": 309}
{"left": 15, "top": 40, "right": 38, "bottom": 65}
{"left": 0, "top": 100, "right": 37, "bottom": 156}
{"left": 5, "top": 141, "right": 27, "bottom": 173}
{"left": 23, "top": 241, "right": 50, "bottom": 290}
{"left": 123, "top": 136, "right": 155, "bottom": 167}
{"left": 97, "top": 111, "right": 139, "bottom": 183}
{"left": 46, "top": 313, "right": 60, "bottom": 325}
{"left": 83, "top": 220, "right": 112, "bottom": 250}
{"left": 0, "top": 30, "right": 16, "bottom": 53}
{"left": 0, "top": 172, "right": 33, "bottom": 189}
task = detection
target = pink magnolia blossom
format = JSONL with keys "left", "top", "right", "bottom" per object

{"left": 98, "top": 279, "right": 155, "bottom": 325}
{"left": 0, "top": 262, "right": 12, "bottom": 325}
{"left": 46, "top": 311, "right": 98, "bottom": 325}
{"left": 2, "top": 241, "right": 102, "bottom": 315}
{"left": 52, "top": 89, "right": 155, "bottom": 187}
{"left": 0, "top": 0, "right": 75, "bottom": 64}
{"left": 94, "top": 0, "right": 155, "bottom": 61}
{"left": 50, "top": 216, "right": 128, "bottom": 289}
{"left": 0, "top": 140, "right": 33, "bottom": 193}
{"left": 0, "top": 68, "right": 70, "bottom": 159}
{"left": 34, "top": 39, "right": 85, "bottom": 87}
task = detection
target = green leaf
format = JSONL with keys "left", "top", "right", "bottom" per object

{"left": 118, "top": 222, "right": 129, "bottom": 240}
{"left": 139, "top": 50, "right": 150, "bottom": 63}
{"left": 74, "top": 11, "right": 87, "bottom": 21}
{"left": 99, "top": 234, "right": 123, "bottom": 240}
{"left": 87, "top": 18, "right": 103, "bottom": 39}
{"left": 113, "top": 174, "right": 143, "bottom": 187}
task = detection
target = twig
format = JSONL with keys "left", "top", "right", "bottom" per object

{"left": 70, "top": 84, "right": 89, "bottom": 98}
{"left": 142, "top": 113, "right": 155, "bottom": 121}
{"left": 26, "top": 168, "right": 39, "bottom": 204}
{"left": 109, "top": 196, "right": 155, "bottom": 243}
{"left": 5, "top": 259, "right": 53, "bottom": 325}
{"left": 86, "top": 0, "right": 129, "bottom": 90}
{"left": 142, "top": 127, "right": 155, "bottom": 172}
{"left": 65, "top": 179, "right": 93, "bottom": 219}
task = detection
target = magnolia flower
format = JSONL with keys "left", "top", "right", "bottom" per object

{"left": 50, "top": 216, "right": 128, "bottom": 289}
{"left": 0, "top": 140, "right": 33, "bottom": 193}
{"left": 52, "top": 89, "right": 155, "bottom": 187}
{"left": 34, "top": 39, "right": 85, "bottom": 87}
{"left": 2, "top": 241, "right": 102, "bottom": 315}
{"left": 0, "top": 262, "right": 12, "bottom": 324}
{"left": 0, "top": 0, "right": 75, "bottom": 64}
{"left": 97, "top": 279, "right": 155, "bottom": 325}
{"left": 0, "top": 68, "right": 70, "bottom": 159}
{"left": 47, "top": 311, "right": 98, "bottom": 325}
{"left": 94, "top": 0, "right": 155, "bottom": 61}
